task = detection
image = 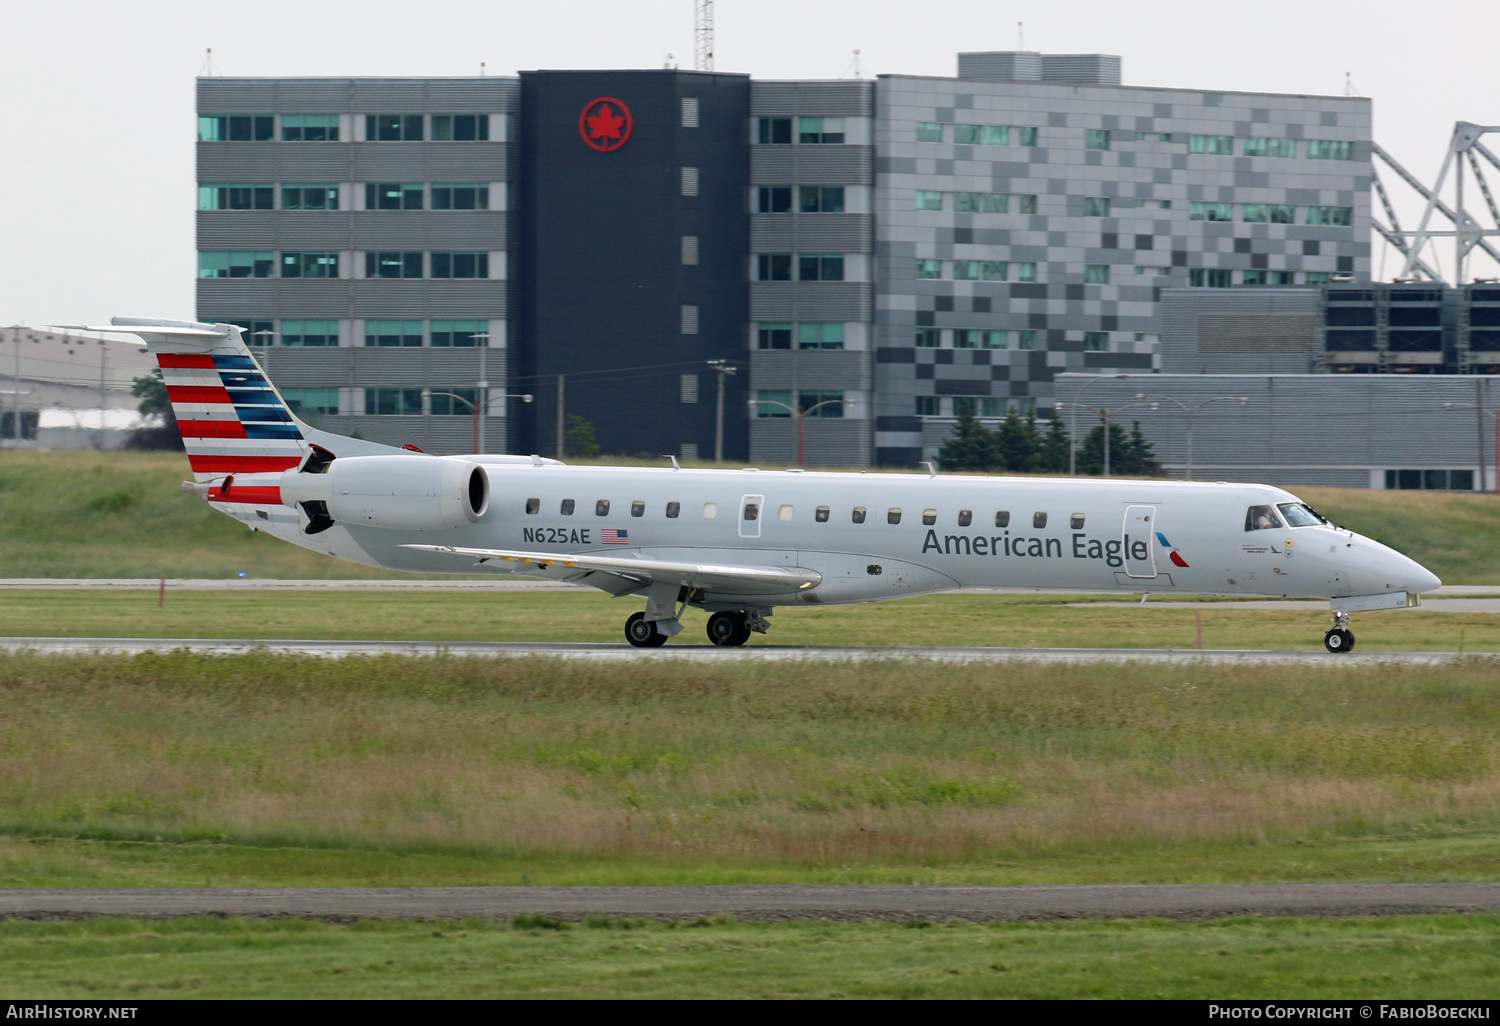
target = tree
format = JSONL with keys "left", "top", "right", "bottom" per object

{"left": 993, "top": 412, "right": 1040, "bottom": 472}
{"left": 1120, "top": 420, "right": 1164, "bottom": 476}
{"left": 1037, "top": 417, "right": 1072, "bottom": 473}
{"left": 934, "top": 408, "right": 998, "bottom": 471}
{"left": 1076, "top": 419, "right": 1164, "bottom": 476}
{"left": 564, "top": 414, "right": 601, "bottom": 458}
{"left": 125, "top": 369, "right": 182, "bottom": 450}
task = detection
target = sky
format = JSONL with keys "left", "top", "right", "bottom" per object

{"left": 2, "top": 0, "right": 1498, "bottom": 327}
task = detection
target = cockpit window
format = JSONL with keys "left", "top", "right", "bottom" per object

{"left": 1277, "top": 502, "right": 1327, "bottom": 528}
{"left": 1245, "top": 504, "right": 1283, "bottom": 531}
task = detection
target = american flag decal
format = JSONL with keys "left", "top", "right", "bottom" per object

{"left": 601, "top": 528, "right": 629, "bottom": 545}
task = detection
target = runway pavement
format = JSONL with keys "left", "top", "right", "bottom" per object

{"left": 2, "top": 883, "right": 1497, "bottom": 923}
{"left": 0, "top": 636, "right": 1493, "bottom": 663}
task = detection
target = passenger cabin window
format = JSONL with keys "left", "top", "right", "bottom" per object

{"left": 743, "top": 502, "right": 760, "bottom": 521}
{"left": 995, "top": 511, "right": 1010, "bottom": 528}
{"left": 815, "top": 506, "right": 830, "bottom": 522}
{"left": 1245, "top": 505, "right": 1284, "bottom": 531}
{"left": 888, "top": 508, "right": 902, "bottom": 525}
{"left": 1070, "top": 513, "right": 1085, "bottom": 529}
{"left": 922, "top": 509, "right": 937, "bottom": 525}
{"left": 703, "top": 502, "right": 717, "bottom": 519}
{"left": 779, "top": 505, "right": 794, "bottom": 521}
{"left": 630, "top": 501, "right": 645, "bottom": 517}
{"left": 595, "top": 500, "right": 610, "bottom": 516}
{"left": 852, "top": 506, "right": 867, "bottom": 524}
{"left": 525, "top": 498, "right": 540, "bottom": 515}
{"left": 666, "top": 502, "right": 681, "bottom": 518}
{"left": 1033, "top": 512, "right": 1048, "bottom": 529}
{"left": 560, "top": 499, "right": 575, "bottom": 515}
{"left": 958, "top": 510, "right": 972, "bottom": 527}
{"left": 1278, "top": 502, "right": 1326, "bottom": 528}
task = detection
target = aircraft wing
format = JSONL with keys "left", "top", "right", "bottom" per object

{"left": 400, "top": 544, "right": 820, "bottom": 596}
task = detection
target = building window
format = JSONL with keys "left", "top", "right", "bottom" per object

{"left": 366, "top": 115, "right": 424, "bottom": 141}
{"left": 799, "top": 254, "right": 844, "bottom": 281}
{"left": 915, "top": 259, "right": 943, "bottom": 280}
{"left": 366, "top": 252, "right": 423, "bottom": 279}
{"left": 954, "top": 329, "right": 1007, "bottom": 349}
{"left": 798, "top": 117, "right": 844, "bottom": 143}
{"left": 282, "top": 184, "right": 338, "bottom": 210}
{"left": 1015, "top": 127, "right": 1038, "bottom": 147}
{"left": 755, "top": 390, "right": 792, "bottom": 417}
{"left": 981, "top": 261, "right": 1008, "bottom": 281}
{"left": 680, "top": 97, "right": 699, "bottom": 128}
{"left": 281, "top": 114, "right": 340, "bottom": 142}
{"left": 1189, "top": 134, "right": 1234, "bottom": 155}
{"left": 431, "top": 184, "right": 489, "bottom": 210}
{"left": 915, "top": 396, "right": 940, "bottom": 416}
{"left": 1307, "top": 140, "right": 1353, "bottom": 161}
{"left": 915, "top": 328, "right": 941, "bottom": 348}
{"left": 1015, "top": 262, "right": 1037, "bottom": 283}
{"left": 758, "top": 186, "right": 791, "bottom": 213}
{"left": 681, "top": 236, "right": 699, "bottom": 265}
{"left": 365, "top": 388, "right": 423, "bottom": 415}
{"left": 431, "top": 252, "right": 489, "bottom": 278}
{"left": 198, "top": 252, "right": 274, "bottom": 278}
{"left": 1385, "top": 469, "right": 1474, "bottom": 491}
{"left": 757, "top": 323, "right": 791, "bottom": 349}
{"left": 1243, "top": 270, "right": 1296, "bottom": 285}
{"left": 1133, "top": 198, "right": 1172, "bottom": 209}
{"left": 1084, "top": 331, "right": 1109, "bottom": 351}
{"left": 429, "top": 388, "right": 479, "bottom": 415}
{"left": 198, "top": 115, "right": 272, "bottom": 142}
{"left": 1135, "top": 266, "right": 1170, "bottom": 276}
{"left": 365, "top": 320, "right": 424, "bottom": 347}
{"left": 680, "top": 374, "right": 699, "bottom": 404}
{"left": 431, "top": 320, "right": 487, "bottom": 347}
{"left": 955, "top": 192, "right": 1008, "bottom": 213}
{"left": 757, "top": 254, "right": 792, "bottom": 281}
{"left": 1084, "top": 265, "right": 1110, "bottom": 285}
{"left": 1307, "top": 206, "right": 1354, "bottom": 226}
{"left": 915, "top": 190, "right": 943, "bottom": 211}
{"left": 431, "top": 114, "right": 489, "bottom": 141}
{"left": 1189, "top": 268, "right": 1234, "bottom": 287}
{"left": 797, "top": 323, "right": 844, "bottom": 350}
{"left": 1083, "top": 197, "right": 1110, "bottom": 217}
{"left": 757, "top": 117, "right": 792, "bottom": 144}
{"left": 1016, "top": 194, "right": 1038, "bottom": 214}
{"left": 282, "top": 387, "right": 339, "bottom": 415}
{"left": 1305, "top": 271, "right": 1333, "bottom": 284}
{"left": 800, "top": 186, "right": 845, "bottom": 213}
{"left": 1190, "top": 201, "right": 1234, "bottom": 222}
{"left": 681, "top": 167, "right": 699, "bottom": 196}
{"left": 198, "top": 184, "right": 273, "bottom": 210}
{"left": 1243, "top": 137, "right": 1295, "bottom": 158}
{"left": 955, "top": 124, "right": 1008, "bottom": 145}
{"left": 1084, "top": 129, "right": 1110, "bottom": 150}
{"left": 916, "top": 121, "right": 943, "bottom": 142}
{"left": 366, "top": 183, "right": 423, "bottom": 211}
{"left": 681, "top": 305, "right": 699, "bottom": 334}
{"left": 281, "top": 320, "right": 338, "bottom": 347}
{"left": 952, "top": 260, "right": 980, "bottom": 281}
{"left": 800, "top": 391, "right": 844, "bottom": 418}
{"left": 1243, "top": 203, "right": 1296, "bottom": 224}
{"left": 1016, "top": 330, "right": 1036, "bottom": 350}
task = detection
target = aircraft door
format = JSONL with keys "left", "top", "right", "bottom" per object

{"left": 739, "top": 494, "right": 765, "bottom": 539}
{"left": 1122, "top": 504, "right": 1158, "bottom": 579}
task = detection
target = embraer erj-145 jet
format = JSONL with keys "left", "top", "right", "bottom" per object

{"left": 86, "top": 318, "right": 1441, "bottom": 653}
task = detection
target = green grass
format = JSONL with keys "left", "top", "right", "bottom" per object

{"left": 4, "top": 450, "right": 1500, "bottom": 582}
{"left": 3, "top": 652, "right": 1500, "bottom": 886}
{"left": 0, "top": 588, "right": 1494, "bottom": 651}
{"left": 2, "top": 915, "right": 1497, "bottom": 999}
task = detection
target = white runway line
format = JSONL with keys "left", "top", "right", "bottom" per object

{"left": 0, "top": 637, "right": 1493, "bottom": 664}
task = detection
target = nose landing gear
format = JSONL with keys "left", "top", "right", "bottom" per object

{"left": 1324, "top": 610, "right": 1355, "bottom": 654}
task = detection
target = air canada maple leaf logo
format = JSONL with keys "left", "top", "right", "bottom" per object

{"left": 579, "top": 97, "right": 633, "bottom": 152}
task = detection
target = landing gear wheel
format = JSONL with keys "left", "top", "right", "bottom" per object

{"left": 1324, "top": 628, "right": 1355, "bottom": 654}
{"left": 706, "top": 611, "right": 752, "bottom": 647}
{"left": 625, "top": 612, "right": 668, "bottom": 648}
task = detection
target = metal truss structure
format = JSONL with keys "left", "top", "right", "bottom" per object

{"left": 694, "top": 0, "right": 714, "bottom": 72}
{"left": 1374, "top": 122, "right": 1500, "bottom": 284}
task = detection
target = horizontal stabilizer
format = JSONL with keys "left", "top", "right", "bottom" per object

{"left": 49, "top": 324, "right": 226, "bottom": 340}
{"left": 401, "top": 544, "right": 821, "bottom": 596}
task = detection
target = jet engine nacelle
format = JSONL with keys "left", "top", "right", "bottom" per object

{"left": 279, "top": 455, "right": 489, "bottom": 531}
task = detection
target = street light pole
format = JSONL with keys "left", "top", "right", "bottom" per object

{"left": 1132, "top": 394, "right": 1249, "bottom": 481}
{"left": 747, "top": 396, "right": 841, "bottom": 466}
{"left": 707, "top": 359, "right": 736, "bottom": 463}
{"left": 468, "top": 332, "right": 492, "bottom": 456}
{"left": 556, "top": 374, "right": 565, "bottom": 460}
{"left": 1067, "top": 374, "right": 1129, "bottom": 476}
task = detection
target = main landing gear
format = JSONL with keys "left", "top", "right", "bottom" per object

{"left": 1324, "top": 610, "right": 1356, "bottom": 654}
{"left": 623, "top": 608, "right": 771, "bottom": 648}
{"left": 706, "top": 611, "right": 753, "bottom": 647}
{"left": 624, "top": 612, "right": 668, "bottom": 648}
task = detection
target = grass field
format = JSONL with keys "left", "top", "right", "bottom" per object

{"left": 3, "top": 652, "right": 1500, "bottom": 888}
{"left": 0, "top": 588, "right": 1494, "bottom": 651}
{"left": 3, "top": 450, "right": 1500, "bottom": 582}
{"left": 3, "top": 914, "right": 1497, "bottom": 999}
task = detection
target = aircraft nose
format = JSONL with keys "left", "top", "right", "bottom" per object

{"left": 1412, "top": 563, "right": 1442, "bottom": 595}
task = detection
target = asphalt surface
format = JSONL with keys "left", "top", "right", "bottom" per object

{"left": 2, "top": 884, "right": 1497, "bottom": 923}
{"left": 0, "top": 637, "right": 1494, "bottom": 663}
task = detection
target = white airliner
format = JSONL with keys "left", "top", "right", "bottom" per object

{"left": 85, "top": 318, "right": 1441, "bottom": 653}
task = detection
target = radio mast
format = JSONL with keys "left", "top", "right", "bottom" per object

{"left": 694, "top": 1, "right": 714, "bottom": 71}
